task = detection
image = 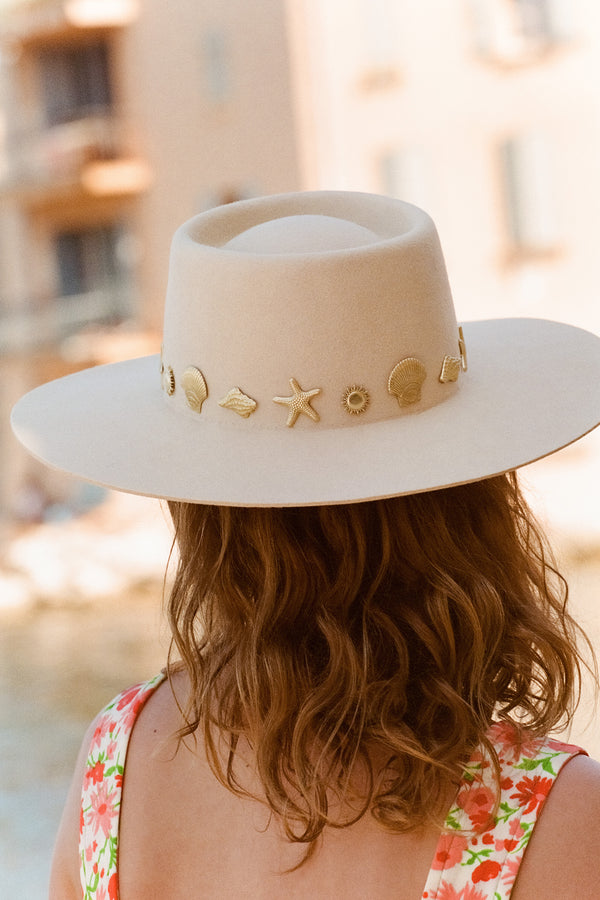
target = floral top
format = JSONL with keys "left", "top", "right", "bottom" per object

{"left": 79, "top": 676, "right": 585, "bottom": 899}
{"left": 79, "top": 673, "right": 166, "bottom": 899}
{"left": 420, "top": 722, "right": 585, "bottom": 899}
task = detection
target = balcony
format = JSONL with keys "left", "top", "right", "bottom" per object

{"left": 0, "top": 0, "right": 140, "bottom": 47}
{"left": 0, "top": 286, "right": 134, "bottom": 355}
{"left": 0, "top": 112, "right": 152, "bottom": 206}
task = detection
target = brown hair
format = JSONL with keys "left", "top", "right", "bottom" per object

{"left": 166, "top": 473, "right": 590, "bottom": 848}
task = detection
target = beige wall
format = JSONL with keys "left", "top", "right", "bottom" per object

{"left": 121, "top": 0, "right": 302, "bottom": 330}
{"left": 289, "top": 0, "right": 600, "bottom": 337}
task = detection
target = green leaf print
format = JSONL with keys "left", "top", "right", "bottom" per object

{"left": 541, "top": 755, "right": 558, "bottom": 775}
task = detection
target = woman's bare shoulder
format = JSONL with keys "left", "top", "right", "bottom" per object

{"left": 512, "top": 754, "right": 600, "bottom": 900}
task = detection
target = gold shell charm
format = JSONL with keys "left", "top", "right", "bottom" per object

{"left": 342, "top": 385, "right": 370, "bottom": 415}
{"left": 219, "top": 387, "right": 257, "bottom": 418}
{"left": 458, "top": 326, "right": 468, "bottom": 372}
{"left": 388, "top": 358, "right": 426, "bottom": 407}
{"left": 162, "top": 365, "right": 175, "bottom": 396}
{"left": 181, "top": 366, "right": 208, "bottom": 413}
{"left": 439, "top": 356, "right": 461, "bottom": 383}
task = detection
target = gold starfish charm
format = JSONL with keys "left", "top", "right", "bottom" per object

{"left": 273, "top": 378, "right": 321, "bottom": 427}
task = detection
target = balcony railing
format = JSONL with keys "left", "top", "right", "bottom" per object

{"left": 2, "top": 111, "right": 117, "bottom": 184}
{"left": 0, "top": 0, "right": 140, "bottom": 45}
{"left": 0, "top": 111, "right": 150, "bottom": 200}
{"left": 0, "top": 287, "right": 133, "bottom": 355}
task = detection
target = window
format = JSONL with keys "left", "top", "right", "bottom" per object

{"left": 512, "top": 0, "right": 553, "bottom": 41}
{"left": 378, "top": 147, "right": 430, "bottom": 209}
{"left": 54, "top": 225, "right": 131, "bottom": 330}
{"left": 357, "top": 0, "right": 401, "bottom": 89}
{"left": 202, "top": 30, "right": 230, "bottom": 103}
{"left": 39, "top": 41, "right": 112, "bottom": 126}
{"left": 499, "top": 133, "right": 559, "bottom": 257}
{"left": 470, "top": 0, "right": 569, "bottom": 63}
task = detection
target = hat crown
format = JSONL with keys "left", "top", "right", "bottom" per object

{"left": 224, "top": 214, "right": 379, "bottom": 254}
{"left": 161, "top": 191, "right": 462, "bottom": 430}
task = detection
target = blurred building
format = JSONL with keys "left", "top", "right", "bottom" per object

{"left": 0, "top": 0, "right": 301, "bottom": 518}
{"left": 288, "top": 0, "right": 600, "bottom": 331}
{"left": 1, "top": 0, "right": 600, "bottom": 520}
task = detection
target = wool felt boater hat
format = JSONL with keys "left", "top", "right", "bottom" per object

{"left": 11, "top": 190, "right": 600, "bottom": 506}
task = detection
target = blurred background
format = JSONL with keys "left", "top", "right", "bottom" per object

{"left": 1, "top": 0, "right": 600, "bottom": 893}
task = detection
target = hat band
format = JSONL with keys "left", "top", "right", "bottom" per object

{"left": 160, "top": 328, "right": 467, "bottom": 429}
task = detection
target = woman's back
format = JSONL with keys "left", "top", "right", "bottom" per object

{"left": 52, "top": 670, "right": 600, "bottom": 899}
{"left": 15, "top": 191, "right": 600, "bottom": 899}
{"left": 118, "top": 674, "right": 444, "bottom": 899}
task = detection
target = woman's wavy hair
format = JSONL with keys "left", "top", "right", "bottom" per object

{"left": 166, "top": 472, "right": 591, "bottom": 850}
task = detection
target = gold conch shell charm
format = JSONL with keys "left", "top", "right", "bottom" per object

{"left": 181, "top": 366, "right": 208, "bottom": 413}
{"left": 219, "top": 387, "right": 257, "bottom": 418}
{"left": 388, "top": 357, "right": 427, "bottom": 407}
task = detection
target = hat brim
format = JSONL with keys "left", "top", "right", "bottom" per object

{"left": 11, "top": 318, "right": 600, "bottom": 506}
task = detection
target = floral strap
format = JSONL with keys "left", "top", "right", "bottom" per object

{"left": 422, "top": 721, "right": 586, "bottom": 900}
{"left": 79, "top": 673, "right": 166, "bottom": 900}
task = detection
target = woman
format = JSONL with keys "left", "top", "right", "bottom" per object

{"left": 12, "top": 191, "right": 600, "bottom": 898}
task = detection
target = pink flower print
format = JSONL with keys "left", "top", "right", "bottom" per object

{"left": 495, "top": 836, "right": 518, "bottom": 853}
{"left": 511, "top": 775, "right": 552, "bottom": 815}
{"left": 90, "top": 717, "right": 112, "bottom": 752}
{"left": 431, "top": 834, "right": 469, "bottom": 870}
{"left": 496, "top": 817, "right": 525, "bottom": 852}
{"left": 467, "top": 749, "right": 489, "bottom": 768}
{"left": 85, "top": 840, "right": 98, "bottom": 862}
{"left": 434, "top": 882, "right": 488, "bottom": 900}
{"left": 488, "top": 720, "right": 517, "bottom": 749}
{"left": 489, "top": 721, "right": 543, "bottom": 764}
{"left": 508, "top": 817, "right": 525, "bottom": 838}
{"left": 116, "top": 685, "right": 142, "bottom": 711}
{"left": 501, "top": 855, "right": 522, "bottom": 888}
{"left": 85, "top": 761, "right": 105, "bottom": 785}
{"left": 456, "top": 783, "right": 496, "bottom": 830}
{"left": 114, "top": 688, "right": 145, "bottom": 731}
{"left": 488, "top": 720, "right": 531, "bottom": 764}
{"left": 87, "top": 782, "right": 119, "bottom": 839}
{"left": 472, "top": 859, "right": 502, "bottom": 883}
{"left": 106, "top": 740, "right": 118, "bottom": 760}
{"left": 518, "top": 734, "right": 546, "bottom": 759}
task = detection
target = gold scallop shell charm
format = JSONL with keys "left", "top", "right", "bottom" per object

{"left": 181, "top": 366, "right": 208, "bottom": 413}
{"left": 388, "top": 357, "right": 427, "bottom": 407}
{"left": 219, "top": 387, "right": 257, "bottom": 418}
